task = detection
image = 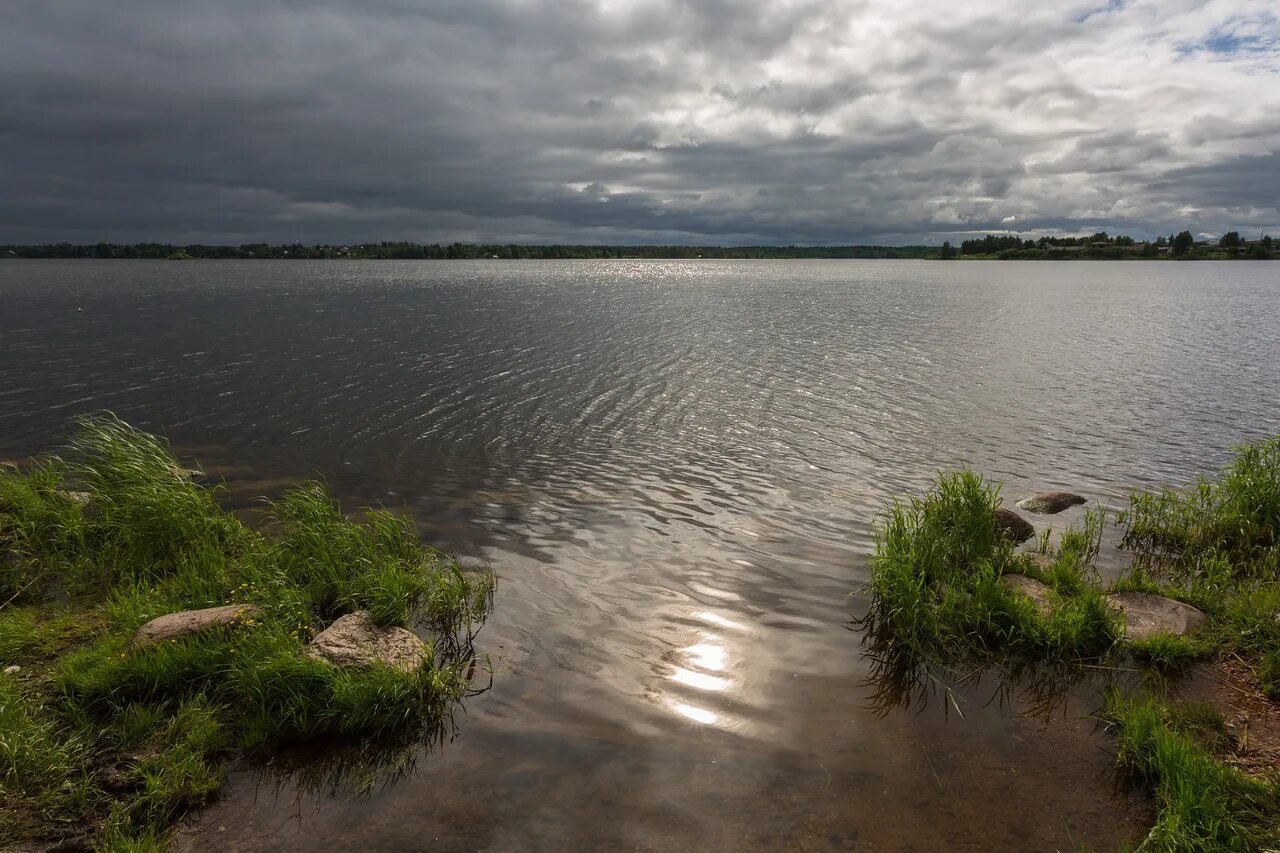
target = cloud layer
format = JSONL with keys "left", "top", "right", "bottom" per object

{"left": 3, "top": 0, "right": 1279, "bottom": 244}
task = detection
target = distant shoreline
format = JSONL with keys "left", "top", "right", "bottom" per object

{"left": 2, "top": 238, "right": 1274, "bottom": 261}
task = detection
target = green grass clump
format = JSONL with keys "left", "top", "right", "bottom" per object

{"left": 0, "top": 415, "right": 494, "bottom": 849}
{"left": 1258, "top": 651, "right": 1280, "bottom": 701}
{"left": 1104, "top": 691, "right": 1279, "bottom": 851}
{"left": 0, "top": 459, "right": 95, "bottom": 599}
{"left": 862, "top": 471, "right": 1119, "bottom": 667}
{"left": 1116, "top": 435, "right": 1280, "bottom": 692}
{"left": 1128, "top": 633, "right": 1204, "bottom": 674}
{"left": 0, "top": 676, "right": 96, "bottom": 841}
{"left": 1120, "top": 436, "right": 1280, "bottom": 580}
{"left": 0, "top": 606, "right": 100, "bottom": 664}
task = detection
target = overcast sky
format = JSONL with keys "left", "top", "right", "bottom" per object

{"left": 3, "top": 0, "right": 1279, "bottom": 245}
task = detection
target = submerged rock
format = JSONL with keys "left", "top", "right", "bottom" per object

{"left": 994, "top": 508, "right": 1035, "bottom": 544}
{"left": 1105, "top": 591, "right": 1207, "bottom": 640}
{"left": 131, "top": 604, "right": 261, "bottom": 648}
{"left": 168, "top": 464, "right": 206, "bottom": 482}
{"left": 1000, "top": 574, "right": 1055, "bottom": 616}
{"left": 57, "top": 490, "right": 94, "bottom": 506}
{"left": 1016, "top": 491, "right": 1087, "bottom": 514}
{"left": 305, "top": 611, "right": 427, "bottom": 673}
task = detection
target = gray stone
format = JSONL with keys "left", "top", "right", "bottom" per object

{"left": 1105, "top": 591, "right": 1207, "bottom": 640}
{"left": 1016, "top": 491, "right": 1088, "bottom": 514}
{"left": 57, "top": 490, "right": 93, "bottom": 506}
{"left": 1001, "top": 574, "right": 1055, "bottom": 616}
{"left": 1022, "top": 552, "right": 1056, "bottom": 571}
{"left": 305, "top": 611, "right": 428, "bottom": 673}
{"left": 131, "top": 604, "right": 261, "bottom": 647}
{"left": 994, "top": 508, "right": 1035, "bottom": 544}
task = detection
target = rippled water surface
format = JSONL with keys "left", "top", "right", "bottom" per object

{"left": 3, "top": 259, "right": 1279, "bottom": 850}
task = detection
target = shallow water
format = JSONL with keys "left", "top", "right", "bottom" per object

{"left": 3, "top": 259, "right": 1279, "bottom": 850}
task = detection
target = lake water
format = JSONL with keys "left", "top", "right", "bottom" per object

{"left": 3, "top": 259, "right": 1278, "bottom": 850}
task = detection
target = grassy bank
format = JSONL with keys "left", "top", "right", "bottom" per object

{"left": 861, "top": 436, "right": 1280, "bottom": 848}
{"left": 0, "top": 416, "right": 493, "bottom": 849}
{"left": 1103, "top": 690, "right": 1278, "bottom": 850}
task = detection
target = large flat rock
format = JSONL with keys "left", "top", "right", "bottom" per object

{"left": 1016, "top": 491, "right": 1087, "bottom": 514}
{"left": 1106, "top": 591, "right": 1207, "bottom": 640}
{"left": 131, "top": 604, "right": 261, "bottom": 647}
{"left": 305, "top": 611, "right": 428, "bottom": 673}
{"left": 1001, "top": 574, "right": 1055, "bottom": 616}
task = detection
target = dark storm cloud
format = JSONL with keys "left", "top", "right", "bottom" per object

{"left": 2, "top": 0, "right": 1279, "bottom": 245}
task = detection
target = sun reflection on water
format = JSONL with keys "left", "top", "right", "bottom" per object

{"left": 669, "top": 702, "right": 719, "bottom": 725}
{"left": 649, "top": 607, "right": 758, "bottom": 727}
{"left": 669, "top": 667, "right": 731, "bottom": 691}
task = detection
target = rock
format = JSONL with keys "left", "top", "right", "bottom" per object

{"left": 4, "top": 665, "right": 20, "bottom": 675}
{"left": 131, "top": 604, "right": 261, "bottom": 647}
{"left": 168, "top": 464, "right": 206, "bottom": 482}
{"left": 305, "top": 611, "right": 428, "bottom": 673}
{"left": 97, "top": 764, "right": 141, "bottom": 793}
{"left": 1022, "top": 552, "right": 1056, "bottom": 571}
{"left": 1105, "top": 591, "right": 1207, "bottom": 640}
{"left": 1001, "top": 574, "right": 1055, "bottom": 616}
{"left": 1016, "top": 491, "right": 1087, "bottom": 514}
{"left": 994, "top": 508, "right": 1035, "bottom": 544}
{"left": 56, "top": 490, "right": 93, "bottom": 506}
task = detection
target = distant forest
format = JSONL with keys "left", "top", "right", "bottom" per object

{"left": 1, "top": 242, "right": 931, "bottom": 260}
{"left": 940, "top": 230, "right": 1274, "bottom": 260}
{"left": 3, "top": 232, "right": 1273, "bottom": 260}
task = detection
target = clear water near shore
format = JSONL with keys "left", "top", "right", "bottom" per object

{"left": 3, "top": 258, "right": 1278, "bottom": 850}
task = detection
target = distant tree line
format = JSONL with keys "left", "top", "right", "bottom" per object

{"left": 945, "top": 230, "right": 1274, "bottom": 260}
{"left": 5, "top": 234, "right": 1272, "bottom": 261}
{"left": 0, "top": 242, "right": 934, "bottom": 260}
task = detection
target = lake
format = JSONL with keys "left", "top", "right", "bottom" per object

{"left": 3, "top": 259, "right": 1278, "bottom": 850}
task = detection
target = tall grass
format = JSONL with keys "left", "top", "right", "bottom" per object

{"left": 861, "top": 471, "right": 1119, "bottom": 667}
{"left": 1117, "top": 435, "right": 1280, "bottom": 691}
{"left": 0, "top": 459, "right": 95, "bottom": 600}
{"left": 1104, "top": 691, "right": 1279, "bottom": 851}
{"left": 1120, "top": 435, "right": 1280, "bottom": 581}
{"left": 0, "top": 415, "right": 494, "bottom": 849}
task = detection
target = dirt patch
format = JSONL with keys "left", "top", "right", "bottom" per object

{"left": 1185, "top": 658, "right": 1280, "bottom": 779}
